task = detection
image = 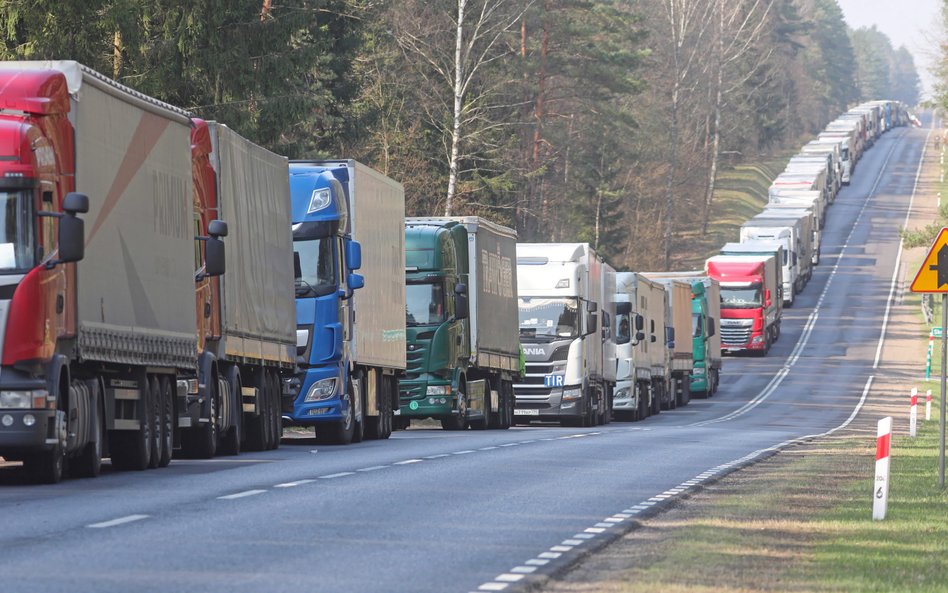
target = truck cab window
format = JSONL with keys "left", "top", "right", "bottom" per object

{"left": 294, "top": 237, "right": 336, "bottom": 297}
{"left": 0, "top": 190, "right": 35, "bottom": 272}
{"left": 616, "top": 313, "right": 631, "bottom": 345}
{"left": 406, "top": 282, "right": 446, "bottom": 325}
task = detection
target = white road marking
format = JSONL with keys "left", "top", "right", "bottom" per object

{"left": 495, "top": 574, "right": 524, "bottom": 583}
{"left": 393, "top": 459, "right": 422, "bottom": 465}
{"left": 274, "top": 480, "right": 316, "bottom": 488}
{"left": 217, "top": 489, "right": 266, "bottom": 500}
{"left": 477, "top": 584, "right": 508, "bottom": 591}
{"left": 319, "top": 472, "right": 355, "bottom": 479}
{"left": 425, "top": 454, "right": 450, "bottom": 459}
{"left": 356, "top": 466, "right": 387, "bottom": 472}
{"left": 87, "top": 514, "right": 149, "bottom": 529}
{"left": 538, "top": 552, "right": 561, "bottom": 559}
{"left": 525, "top": 559, "right": 550, "bottom": 566}
{"left": 511, "top": 566, "right": 537, "bottom": 574}
{"left": 453, "top": 450, "right": 475, "bottom": 455}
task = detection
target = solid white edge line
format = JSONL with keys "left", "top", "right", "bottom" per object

{"left": 87, "top": 514, "right": 150, "bottom": 529}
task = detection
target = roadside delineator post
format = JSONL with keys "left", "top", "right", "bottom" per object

{"left": 873, "top": 416, "right": 892, "bottom": 521}
{"left": 927, "top": 389, "right": 933, "bottom": 421}
{"left": 910, "top": 388, "right": 918, "bottom": 437}
{"left": 927, "top": 333, "right": 934, "bottom": 380}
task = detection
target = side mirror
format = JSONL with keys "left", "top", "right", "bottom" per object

{"left": 635, "top": 331, "right": 646, "bottom": 343}
{"left": 346, "top": 239, "right": 362, "bottom": 271}
{"left": 455, "top": 282, "right": 468, "bottom": 295}
{"left": 63, "top": 192, "right": 89, "bottom": 214}
{"left": 708, "top": 317, "right": 716, "bottom": 338}
{"left": 650, "top": 335, "right": 657, "bottom": 343}
{"left": 635, "top": 314, "right": 644, "bottom": 331}
{"left": 204, "top": 237, "right": 225, "bottom": 277}
{"left": 208, "top": 219, "right": 228, "bottom": 238}
{"left": 585, "top": 312, "right": 596, "bottom": 336}
{"left": 764, "top": 289, "right": 772, "bottom": 307}
{"left": 586, "top": 301, "right": 598, "bottom": 313}
{"left": 57, "top": 213, "right": 84, "bottom": 264}
{"left": 294, "top": 251, "right": 302, "bottom": 279}
{"left": 455, "top": 292, "right": 469, "bottom": 320}
{"left": 349, "top": 273, "right": 364, "bottom": 291}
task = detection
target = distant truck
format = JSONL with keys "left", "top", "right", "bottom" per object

{"left": 643, "top": 275, "right": 695, "bottom": 408}
{"left": 769, "top": 189, "right": 824, "bottom": 229}
{"left": 816, "top": 133, "right": 854, "bottom": 184}
{"left": 741, "top": 214, "right": 812, "bottom": 297}
{"left": 0, "top": 61, "right": 233, "bottom": 482}
{"left": 516, "top": 243, "right": 614, "bottom": 426}
{"left": 401, "top": 217, "right": 519, "bottom": 430}
{"left": 706, "top": 254, "right": 781, "bottom": 355}
{"left": 613, "top": 272, "right": 665, "bottom": 420}
{"left": 286, "top": 160, "right": 405, "bottom": 444}
{"left": 759, "top": 206, "right": 821, "bottom": 267}
{"left": 191, "top": 121, "right": 296, "bottom": 456}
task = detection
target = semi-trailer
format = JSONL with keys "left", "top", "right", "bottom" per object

{"left": 758, "top": 206, "right": 821, "bottom": 267}
{"left": 741, "top": 215, "right": 812, "bottom": 295}
{"left": 643, "top": 275, "right": 695, "bottom": 408}
{"left": 613, "top": 272, "right": 667, "bottom": 419}
{"left": 769, "top": 189, "right": 824, "bottom": 229}
{"left": 400, "top": 217, "right": 519, "bottom": 430}
{"left": 191, "top": 120, "right": 296, "bottom": 456}
{"left": 286, "top": 160, "right": 405, "bottom": 444}
{"left": 706, "top": 254, "right": 781, "bottom": 355}
{"left": 515, "top": 243, "right": 613, "bottom": 426}
{"left": 0, "top": 61, "right": 230, "bottom": 482}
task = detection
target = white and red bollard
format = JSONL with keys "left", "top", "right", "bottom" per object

{"left": 910, "top": 388, "right": 918, "bottom": 437}
{"left": 927, "top": 389, "right": 932, "bottom": 422}
{"left": 873, "top": 416, "right": 892, "bottom": 521}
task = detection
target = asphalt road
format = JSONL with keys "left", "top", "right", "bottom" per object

{"left": 0, "top": 123, "right": 927, "bottom": 593}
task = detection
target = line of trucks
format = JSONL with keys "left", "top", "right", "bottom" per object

{"left": 0, "top": 60, "right": 906, "bottom": 484}
{"left": 704, "top": 100, "right": 910, "bottom": 355}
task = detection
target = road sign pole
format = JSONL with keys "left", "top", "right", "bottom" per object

{"left": 942, "top": 293, "right": 947, "bottom": 488}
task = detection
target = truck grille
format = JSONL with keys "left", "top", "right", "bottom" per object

{"left": 720, "top": 322, "right": 753, "bottom": 347}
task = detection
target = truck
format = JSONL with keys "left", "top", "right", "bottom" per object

{"left": 515, "top": 243, "right": 614, "bottom": 426}
{"left": 0, "top": 60, "right": 227, "bottom": 482}
{"left": 770, "top": 169, "right": 829, "bottom": 209}
{"left": 286, "top": 160, "right": 405, "bottom": 444}
{"left": 769, "top": 189, "right": 824, "bottom": 229}
{"left": 758, "top": 206, "right": 821, "bottom": 267}
{"left": 642, "top": 275, "right": 695, "bottom": 408}
{"left": 737, "top": 223, "right": 797, "bottom": 304}
{"left": 816, "top": 132, "right": 854, "bottom": 184}
{"left": 785, "top": 154, "right": 837, "bottom": 202}
{"left": 799, "top": 141, "right": 842, "bottom": 192}
{"left": 191, "top": 121, "right": 296, "bottom": 456}
{"left": 401, "top": 217, "right": 519, "bottom": 430}
{"left": 741, "top": 214, "right": 812, "bottom": 296}
{"left": 705, "top": 255, "right": 781, "bottom": 355}
{"left": 613, "top": 272, "right": 665, "bottom": 420}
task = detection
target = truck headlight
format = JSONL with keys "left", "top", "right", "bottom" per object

{"left": 0, "top": 390, "right": 47, "bottom": 409}
{"left": 304, "top": 378, "right": 337, "bottom": 402}
{"left": 426, "top": 385, "right": 452, "bottom": 396}
{"left": 614, "top": 387, "right": 629, "bottom": 400}
{"left": 751, "top": 335, "right": 764, "bottom": 345}
{"left": 562, "top": 386, "right": 583, "bottom": 401}
{"left": 307, "top": 189, "right": 331, "bottom": 213}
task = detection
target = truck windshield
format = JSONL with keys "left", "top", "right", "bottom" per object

{"left": 294, "top": 237, "right": 335, "bottom": 298}
{"left": 692, "top": 313, "right": 702, "bottom": 338}
{"left": 518, "top": 297, "right": 579, "bottom": 341}
{"left": 406, "top": 282, "right": 446, "bottom": 326}
{"left": 720, "top": 284, "right": 762, "bottom": 309}
{"left": 0, "top": 190, "right": 34, "bottom": 273}
{"left": 615, "top": 313, "right": 631, "bottom": 345}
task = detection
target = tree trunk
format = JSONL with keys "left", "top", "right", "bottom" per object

{"left": 701, "top": 0, "right": 724, "bottom": 235}
{"left": 445, "top": 0, "right": 467, "bottom": 216}
{"left": 112, "top": 30, "right": 122, "bottom": 79}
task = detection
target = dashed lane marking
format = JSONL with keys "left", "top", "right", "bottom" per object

{"left": 87, "top": 514, "right": 150, "bottom": 529}
{"left": 217, "top": 489, "right": 266, "bottom": 500}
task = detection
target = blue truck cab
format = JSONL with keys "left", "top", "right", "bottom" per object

{"left": 285, "top": 162, "right": 365, "bottom": 444}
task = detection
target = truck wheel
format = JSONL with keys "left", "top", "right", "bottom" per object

{"left": 72, "top": 380, "right": 103, "bottom": 479}
{"left": 147, "top": 377, "right": 162, "bottom": 469}
{"left": 111, "top": 376, "right": 153, "bottom": 471}
{"left": 651, "top": 384, "right": 661, "bottom": 416}
{"left": 219, "top": 370, "right": 241, "bottom": 456}
{"left": 267, "top": 371, "right": 282, "bottom": 450}
{"left": 351, "top": 372, "right": 365, "bottom": 444}
{"left": 316, "top": 379, "right": 355, "bottom": 445}
{"left": 26, "top": 443, "right": 64, "bottom": 484}
{"left": 678, "top": 378, "right": 691, "bottom": 407}
{"left": 188, "top": 377, "right": 219, "bottom": 459}
{"left": 364, "top": 376, "right": 384, "bottom": 440}
{"left": 157, "top": 377, "right": 174, "bottom": 466}
{"left": 441, "top": 385, "right": 467, "bottom": 431}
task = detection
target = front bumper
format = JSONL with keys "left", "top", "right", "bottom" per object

{"left": 398, "top": 378, "right": 458, "bottom": 418}
{"left": 0, "top": 409, "right": 57, "bottom": 457}
{"left": 286, "top": 366, "right": 347, "bottom": 425}
{"left": 513, "top": 385, "right": 584, "bottom": 421}
{"left": 612, "top": 381, "right": 637, "bottom": 411}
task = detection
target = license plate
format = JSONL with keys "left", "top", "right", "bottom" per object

{"left": 514, "top": 408, "right": 539, "bottom": 416}
{"left": 393, "top": 409, "right": 401, "bottom": 416}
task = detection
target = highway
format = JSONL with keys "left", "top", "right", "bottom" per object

{"left": 0, "top": 123, "right": 927, "bottom": 593}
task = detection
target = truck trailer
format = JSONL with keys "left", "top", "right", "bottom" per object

{"left": 613, "top": 272, "right": 666, "bottom": 420}
{"left": 401, "top": 217, "right": 519, "bottom": 430}
{"left": 643, "top": 275, "right": 695, "bottom": 408}
{"left": 515, "top": 243, "right": 614, "bottom": 426}
{"left": 286, "top": 160, "right": 406, "bottom": 444}
{"left": 0, "top": 61, "right": 228, "bottom": 482}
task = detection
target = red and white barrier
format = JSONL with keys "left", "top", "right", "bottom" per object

{"left": 927, "top": 389, "right": 932, "bottom": 422}
{"left": 910, "top": 388, "right": 918, "bottom": 437}
{"left": 873, "top": 416, "right": 892, "bottom": 521}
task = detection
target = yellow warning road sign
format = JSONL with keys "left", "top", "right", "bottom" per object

{"left": 911, "top": 227, "right": 948, "bottom": 292}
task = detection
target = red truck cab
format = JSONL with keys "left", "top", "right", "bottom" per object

{"left": 705, "top": 255, "right": 781, "bottom": 355}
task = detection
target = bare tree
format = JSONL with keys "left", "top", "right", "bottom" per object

{"left": 392, "top": 0, "right": 530, "bottom": 215}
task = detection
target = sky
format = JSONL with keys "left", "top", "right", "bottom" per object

{"left": 837, "top": 0, "right": 942, "bottom": 99}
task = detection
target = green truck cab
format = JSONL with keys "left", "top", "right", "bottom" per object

{"left": 399, "top": 217, "right": 520, "bottom": 430}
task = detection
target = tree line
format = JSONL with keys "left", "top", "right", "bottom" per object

{"left": 0, "top": 0, "right": 920, "bottom": 270}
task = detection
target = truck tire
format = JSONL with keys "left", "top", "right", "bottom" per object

{"left": 111, "top": 376, "right": 153, "bottom": 471}
{"left": 650, "top": 383, "right": 661, "bottom": 416}
{"left": 157, "top": 376, "right": 174, "bottom": 467}
{"left": 26, "top": 443, "right": 64, "bottom": 484}
{"left": 219, "top": 369, "right": 241, "bottom": 456}
{"left": 441, "top": 383, "right": 467, "bottom": 431}
{"left": 267, "top": 371, "right": 281, "bottom": 450}
{"left": 677, "top": 377, "right": 691, "bottom": 407}
{"left": 364, "top": 374, "right": 385, "bottom": 440}
{"left": 316, "top": 377, "right": 355, "bottom": 445}
{"left": 186, "top": 376, "right": 218, "bottom": 459}
{"left": 351, "top": 372, "right": 365, "bottom": 444}
{"left": 71, "top": 380, "right": 103, "bottom": 478}
{"left": 147, "top": 376, "right": 162, "bottom": 469}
